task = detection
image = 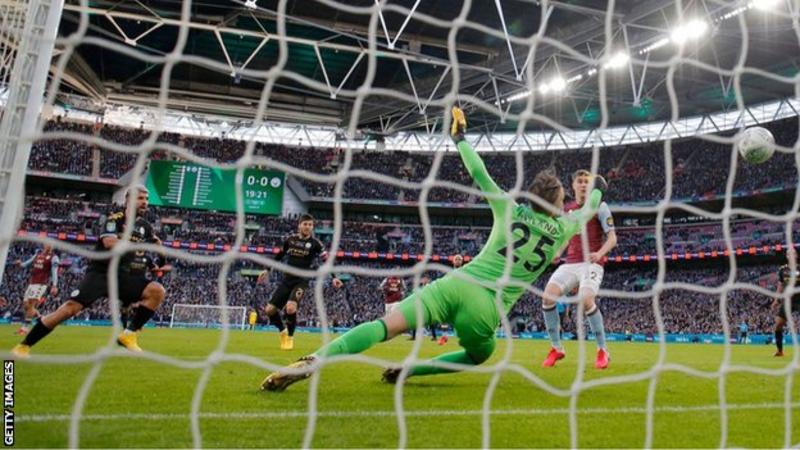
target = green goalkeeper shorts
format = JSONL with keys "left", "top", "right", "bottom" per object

{"left": 396, "top": 274, "right": 500, "bottom": 361}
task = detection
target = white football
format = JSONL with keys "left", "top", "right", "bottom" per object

{"left": 737, "top": 126, "right": 775, "bottom": 165}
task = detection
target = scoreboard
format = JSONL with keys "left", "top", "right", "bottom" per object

{"left": 145, "top": 161, "right": 284, "bottom": 215}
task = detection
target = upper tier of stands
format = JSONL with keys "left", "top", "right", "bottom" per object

{"left": 29, "top": 116, "right": 799, "bottom": 205}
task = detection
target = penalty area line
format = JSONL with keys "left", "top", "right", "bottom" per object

{"left": 17, "top": 401, "right": 800, "bottom": 423}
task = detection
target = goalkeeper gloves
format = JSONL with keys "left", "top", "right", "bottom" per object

{"left": 450, "top": 106, "right": 467, "bottom": 144}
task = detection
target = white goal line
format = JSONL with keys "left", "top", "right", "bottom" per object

{"left": 17, "top": 401, "right": 800, "bottom": 424}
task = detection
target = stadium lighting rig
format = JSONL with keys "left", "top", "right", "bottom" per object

{"left": 538, "top": 76, "right": 567, "bottom": 95}
{"left": 670, "top": 19, "right": 709, "bottom": 45}
{"left": 499, "top": 0, "right": 783, "bottom": 104}
{"left": 751, "top": 0, "right": 783, "bottom": 11}
{"left": 602, "top": 51, "right": 630, "bottom": 70}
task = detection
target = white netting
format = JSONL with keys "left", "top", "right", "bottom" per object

{"left": 169, "top": 304, "right": 247, "bottom": 330}
{"left": 1, "top": 0, "right": 800, "bottom": 447}
{"left": 0, "top": 0, "right": 26, "bottom": 91}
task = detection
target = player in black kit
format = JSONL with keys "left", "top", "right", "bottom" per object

{"left": 11, "top": 185, "right": 168, "bottom": 358}
{"left": 773, "top": 246, "right": 800, "bottom": 357}
{"left": 257, "top": 214, "right": 342, "bottom": 350}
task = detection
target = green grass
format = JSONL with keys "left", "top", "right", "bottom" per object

{"left": 6, "top": 324, "right": 800, "bottom": 448}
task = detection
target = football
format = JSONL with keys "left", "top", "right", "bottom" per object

{"left": 738, "top": 126, "right": 775, "bottom": 164}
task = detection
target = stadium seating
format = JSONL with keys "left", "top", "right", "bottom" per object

{"left": 11, "top": 115, "right": 799, "bottom": 337}
{"left": 29, "top": 116, "right": 799, "bottom": 203}
{"left": 0, "top": 242, "right": 788, "bottom": 334}
{"left": 18, "top": 195, "right": 800, "bottom": 257}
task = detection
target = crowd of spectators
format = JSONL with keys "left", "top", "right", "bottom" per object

{"left": 0, "top": 244, "right": 790, "bottom": 335}
{"left": 27, "top": 116, "right": 799, "bottom": 204}
{"left": 11, "top": 114, "right": 800, "bottom": 337}
{"left": 18, "top": 194, "right": 800, "bottom": 258}
{"left": 28, "top": 119, "right": 94, "bottom": 176}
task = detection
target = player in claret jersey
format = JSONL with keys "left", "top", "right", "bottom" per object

{"left": 381, "top": 274, "right": 406, "bottom": 315}
{"left": 260, "top": 107, "right": 606, "bottom": 391}
{"left": 16, "top": 245, "right": 60, "bottom": 335}
{"left": 540, "top": 169, "right": 616, "bottom": 369}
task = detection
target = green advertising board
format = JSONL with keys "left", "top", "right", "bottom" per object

{"left": 145, "top": 161, "right": 284, "bottom": 215}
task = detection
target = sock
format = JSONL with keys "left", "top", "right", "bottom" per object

{"left": 314, "top": 320, "right": 387, "bottom": 358}
{"left": 286, "top": 313, "right": 297, "bottom": 337}
{"left": 776, "top": 329, "right": 784, "bottom": 352}
{"left": 430, "top": 324, "right": 437, "bottom": 339}
{"left": 587, "top": 305, "right": 607, "bottom": 350}
{"left": 543, "top": 306, "right": 562, "bottom": 350}
{"left": 21, "top": 320, "right": 53, "bottom": 347}
{"left": 409, "top": 350, "right": 477, "bottom": 377}
{"left": 127, "top": 306, "right": 156, "bottom": 332}
{"left": 268, "top": 312, "right": 285, "bottom": 332}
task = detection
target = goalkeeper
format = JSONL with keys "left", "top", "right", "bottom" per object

{"left": 261, "top": 107, "right": 605, "bottom": 391}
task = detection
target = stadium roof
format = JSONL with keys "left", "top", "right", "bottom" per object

{"left": 55, "top": 0, "right": 800, "bottom": 135}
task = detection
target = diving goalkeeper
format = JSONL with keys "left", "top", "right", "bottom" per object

{"left": 261, "top": 107, "right": 605, "bottom": 391}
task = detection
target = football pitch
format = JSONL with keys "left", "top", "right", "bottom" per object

{"left": 5, "top": 325, "right": 800, "bottom": 448}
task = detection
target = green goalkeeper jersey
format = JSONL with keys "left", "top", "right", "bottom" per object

{"left": 454, "top": 140, "right": 602, "bottom": 314}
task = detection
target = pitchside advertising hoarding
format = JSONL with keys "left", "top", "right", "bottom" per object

{"left": 145, "top": 161, "right": 284, "bottom": 215}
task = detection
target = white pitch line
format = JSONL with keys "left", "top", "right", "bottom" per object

{"left": 17, "top": 401, "right": 800, "bottom": 423}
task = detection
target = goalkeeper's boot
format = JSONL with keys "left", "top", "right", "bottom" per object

{"left": 279, "top": 330, "right": 291, "bottom": 350}
{"left": 450, "top": 106, "right": 467, "bottom": 143}
{"left": 774, "top": 350, "right": 785, "bottom": 357}
{"left": 437, "top": 335, "right": 448, "bottom": 346}
{"left": 261, "top": 356, "right": 316, "bottom": 391}
{"left": 117, "top": 330, "right": 143, "bottom": 353}
{"left": 381, "top": 366, "right": 403, "bottom": 384}
{"left": 10, "top": 344, "right": 30, "bottom": 359}
{"left": 284, "top": 336, "right": 295, "bottom": 351}
{"left": 542, "top": 347, "right": 566, "bottom": 367}
{"left": 15, "top": 326, "right": 28, "bottom": 336}
{"left": 595, "top": 348, "right": 610, "bottom": 370}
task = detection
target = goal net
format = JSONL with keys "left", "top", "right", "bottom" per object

{"left": 169, "top": 304, "right": 247, "bottom": 331}
{"left": 0, "top": 0, "right": 799, "bottom": 448}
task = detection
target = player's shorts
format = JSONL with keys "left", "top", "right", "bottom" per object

{"left": 384, "top": 302, "right": 401, "bottom": 315}
{"left": 776, "top": 295, "right": 800, "bottom": 320}
{"left": 268, "top": 278, "right": 309, "bottom": 309}
{"left": 548, "top": 262, "right": 604, "bottom": 295}
{"left": 396, "top": 275, "right": 499, "bottom": 363}
{"left": 23, "top": 284, "right": 47, "bottom": 301}
{"left": 69, "top": 271, "right": 153, "bottom": 308}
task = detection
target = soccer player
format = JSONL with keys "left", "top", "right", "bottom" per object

{"left": 539, "top": 169, "right": 616, "bottom": 369}
{"left": 436, "top": 254, "right": 465, "bottom": 345}
{"left": 773, "top": 246, "right": 800, "bottom": 357}
{"left": 15, "top": 245, "right": 60, "bottom": 335}
{"left": 737, "top": 321, "right": 748, "bottom": 344}
{"left": 556, "top": 297, "right": 570, "bottom": 339}
{"left": 380, "top": 272, "right": 406, "bottom": 315}
{"left": 257, "top": 214, "right": 343, "bottom": 351}
{"left": 408, "top": 275, "right": 435, "bottom": 340}
{"left": 120, "top": 254, "right": 171, "bottom": 329}
{"left": 11, "top": 185, "right": 167, "bottom": 357}
{"left": 260, "top": 107, "right": 605, "bottom": 391}
{"left": 248, "top": 309, "right": 258, "bottom": 331}
{"left": 452, "top": 254, "right": 464, "bottom": 269}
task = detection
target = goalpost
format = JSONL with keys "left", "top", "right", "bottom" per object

{"left": 169, "top": 304, "right": 247, "bottom": 331}
{"left": 0, "top": 0, "right": 63, "bottom": 286}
